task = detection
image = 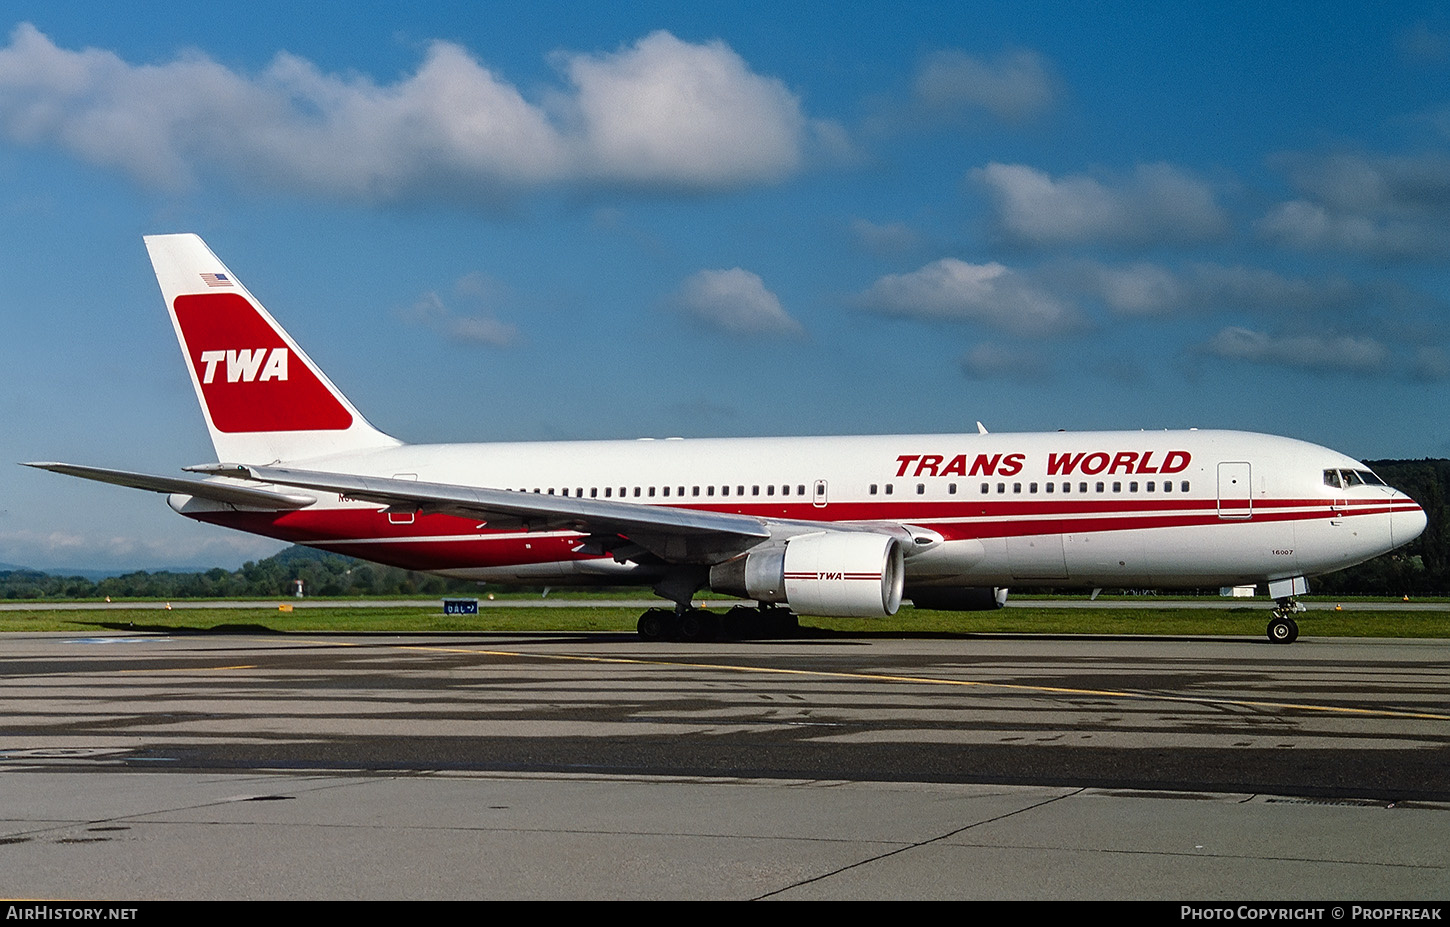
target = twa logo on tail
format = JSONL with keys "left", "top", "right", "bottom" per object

{"left": 173, "top": 292, "right": 352, "bottom": 434}
{"left": 198, "top": 348, "right": 289, "bottom": 384}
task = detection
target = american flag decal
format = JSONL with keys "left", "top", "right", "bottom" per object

{"left": 200, "top": 272, "right": 233, "bottom": 287}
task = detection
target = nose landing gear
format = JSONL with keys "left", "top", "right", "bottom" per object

{"left": 1266, "top": 596, "right": 1305, "bottom": 644}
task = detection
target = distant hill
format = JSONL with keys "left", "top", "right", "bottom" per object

{"left": 0, "top": 564, "right": 215, "bottom": 581}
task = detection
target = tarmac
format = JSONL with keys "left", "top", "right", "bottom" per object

{"left": 2, "top": 631, "right": 1447, "bottom": 900}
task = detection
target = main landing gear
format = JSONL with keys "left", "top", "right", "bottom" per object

{"left": 1266, "top": 596, "right": 1305, "bottom": 644}
{"left": 636, "top": 605, "right": 800, "bottom": 642}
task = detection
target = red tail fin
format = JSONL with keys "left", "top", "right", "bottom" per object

{"left": 146, "top": 234, "right": 399, "bottom": 463}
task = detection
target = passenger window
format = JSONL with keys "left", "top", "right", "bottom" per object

{"left": 948, "top": 483, "right": 957, "bottom": 495}
{"left": 885, "top": 484, "right": 894, "bottom": 495}
{"left": 1045, "top": 482, "right": 1054, "bottom": 493}
{"left": 1180, "top": 481, "right": 1189, "bottom": 492}
{"left": 870, "top": 484, "right": 878, "bottom": 495}
{"left": 917, "top": 483, "right": 925, "bottom": 494}
{"left": 1096, "top": 482, "right": 1104, "bottom": 492}
{"left": 1113, "top": 482, "right": 1122, "bottom": 493}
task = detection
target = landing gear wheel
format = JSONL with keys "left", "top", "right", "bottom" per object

{"left": 1267, "top": 616, "right": 1299, "bottom": 644}
{"left": 637, "top": 608, "right": 673, "bottom": 641}
{"left": 678, "top": 609, "right": 719, "bottom": 643}
{"left": 763, "top": 607, "right": 799, "bottom": 638}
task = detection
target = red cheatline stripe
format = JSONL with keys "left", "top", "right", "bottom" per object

{"left": 192, "top": 497, "right": 1420, "bottom": 559}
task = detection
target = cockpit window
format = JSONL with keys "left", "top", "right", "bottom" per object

{"left": 1326, "top": 468, "right": 1387, "bottom": 489}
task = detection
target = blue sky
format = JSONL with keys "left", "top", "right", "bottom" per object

{"left": 3, "top": 2, "right": 1450, "bottom": 571}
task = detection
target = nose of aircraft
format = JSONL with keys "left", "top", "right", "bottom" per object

{"left": 1393, "top": 495, "right": 1428, "bottom": 548}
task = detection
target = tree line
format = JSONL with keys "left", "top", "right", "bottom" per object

{"left": 3, "top": 458, "right": 1448, "bottom": 600}
{"left": 0, "top": 544, "right": 484, "bottom": 600}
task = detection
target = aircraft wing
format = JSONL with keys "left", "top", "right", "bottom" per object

{"left": 23, "top": 462, "right": 319, "bottom": 510}
{"left": 226, "top": 464, "right": 774, "bottom": 563}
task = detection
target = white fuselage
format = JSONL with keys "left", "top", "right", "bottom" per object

{"left": 175, "top": 428, "right": 1424, "bottom": 592}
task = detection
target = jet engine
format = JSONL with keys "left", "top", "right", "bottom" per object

{"left": 709, "top": 531, "right": 905, "bottom": 618}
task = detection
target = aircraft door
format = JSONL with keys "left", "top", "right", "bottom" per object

{"left": 1217, "top": 462, "right": 1252, "bottom": 519}
{"left": 813, "top": 480, "right": 828, "bottom": 508}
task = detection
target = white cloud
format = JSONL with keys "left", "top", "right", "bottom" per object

{"left": 399, "top": 275, "right": 519, "bottom": 347}
{"left": 560, "top": 31, "right": 809, "bottom": 188}
{"left": 1200, "top": 327, "right": 1389, "bottom": 374}
{"left": 859, "top": 258, "right": 1082, "bottom": 337}
{"left": 912, "top": 48, "right": 1058, "bottom": 123}
{"left": 0, "top": 24, "right": 822, "bottom": 201}
{"left": 673, "top": 268, "right": 804, "bottom": 337}
{"left": 1258, "top": 200, "right": 1450, "bottom": 260}
{"left": 1258, "top": 152, "right": 1450, "bottom": 259}
{"left": 1074, "top": 261, "right": 1371, "bottom": 316}
{"left": 974, "top": 162, "right": 1229, "bottom": 246}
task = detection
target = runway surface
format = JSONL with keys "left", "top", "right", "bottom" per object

{"left": 3, "top": 595, "right": 1446, "bottom": 610}
{"left": 2, "top": 631, "right": 1448, "bottom": 900}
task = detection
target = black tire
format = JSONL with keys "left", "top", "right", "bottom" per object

{"left": 678, "top": 609, "right": 718, "bottom": 642}
{"left": 1267, "top": 616, "right": 1299, "bottom": 644}
{"left": 638, "top": 609, "right": 671, "bottom": 641}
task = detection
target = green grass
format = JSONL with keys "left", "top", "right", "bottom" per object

{"left": 1, "top": 602, "right": 1447, "bottom": 638}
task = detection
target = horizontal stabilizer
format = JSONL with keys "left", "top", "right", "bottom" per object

{"left": 24, "top": 462, "right": 318, "bottom": 509}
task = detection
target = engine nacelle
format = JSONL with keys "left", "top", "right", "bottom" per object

{"left": 709, "top": 531, "right": 905, "bottom": 618}
{"left": 908, "top": 586, "right": 1009, "bottom": 611}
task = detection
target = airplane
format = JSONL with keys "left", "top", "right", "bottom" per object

{"left": 27, "top": 234, "right": 1427, "bottom": 644}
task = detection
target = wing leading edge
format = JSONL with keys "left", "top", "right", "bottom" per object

{"left": 215, "top": 464, "right": 775, "bottom": 564}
